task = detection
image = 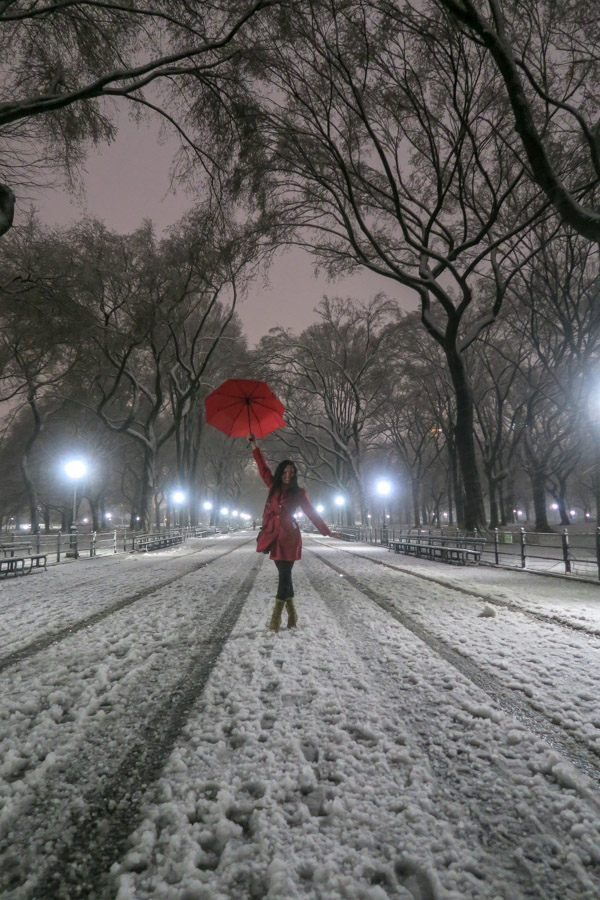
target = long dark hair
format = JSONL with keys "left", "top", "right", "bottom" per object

{"left": 267, "top": 459, "right": 300, "bottom": 499}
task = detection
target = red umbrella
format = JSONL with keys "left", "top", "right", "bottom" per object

{"left": 204, "top": 378, "right": 286, "bottom": 438}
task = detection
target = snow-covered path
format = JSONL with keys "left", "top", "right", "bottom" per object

{"left": 1, "top": 533, "right": 600, "bottom": 899}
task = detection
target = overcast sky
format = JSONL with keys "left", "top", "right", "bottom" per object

{"left": 31, "top": 114, "right": 416, "bottom": 346}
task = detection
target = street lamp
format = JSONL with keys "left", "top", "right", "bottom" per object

{"left": 334, "top": 495, "right": 345, "bottom": 526}
{"left": 64, "top": 458, "right": 87, "bottom": 558}
{"left": 172, "top": 490, "right": 186, "bottom": 527}
{"left": 376, "top": 478, "right": 393, "bottom": 542}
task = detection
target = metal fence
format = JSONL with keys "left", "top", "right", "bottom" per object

{"left": 331, "top": 524, "right": 600, "bottom": 582}
{"left": 4, "top": 522, "right": 599, "bottom": 582}
{"left": 0, "top": 525, "right": 220, "bottom": 565}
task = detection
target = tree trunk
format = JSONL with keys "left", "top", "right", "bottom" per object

{"left": 139, "top": 446, "right": 155, "bottom": 531}
{"left": 530, "top": 465, "right": 551, "bottom": 531}
{"left": 411, "top": 479, "right": 420, "bottom": 527}
{"left": 487, "top": 472, "right": 499, "bottom": 528}
{"left": 446, "top": 350, "right": 486, "bottom": 531}
{"left": 447, "top": 432, "right": 462, "bottom": 527}
{"left": 20, "top": 398, "right": 44, "bottom": 534}
{"left": 20, "top": 455, "right": 40, "bottom": 534}
{"left": 88, "top": 499, "right": 101, "bottom": 532}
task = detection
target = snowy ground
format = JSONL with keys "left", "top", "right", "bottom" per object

{"left": 2, "top": 532, "right": 600, "bottom": 899}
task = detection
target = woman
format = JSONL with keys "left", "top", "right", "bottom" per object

{"left": 248, "top": 433, "right": 340, "bottom": 632}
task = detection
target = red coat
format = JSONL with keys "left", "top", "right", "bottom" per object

{"left": 253, "top": 447, "right": 331, "bottom": 560}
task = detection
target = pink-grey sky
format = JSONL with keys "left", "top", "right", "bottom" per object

{"left": 30, "top": 114, "right": 416, "bottom": 346}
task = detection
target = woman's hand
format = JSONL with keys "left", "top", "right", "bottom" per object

{"left": 247, "top": 432, "right": 257, "bottom": 449}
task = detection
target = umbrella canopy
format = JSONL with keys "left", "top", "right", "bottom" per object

{"left": 204, "top": 378, "right": 286, "bottom": 439}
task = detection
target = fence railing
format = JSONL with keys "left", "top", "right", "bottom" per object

{"left": 327, "top": 524, "right": 600, "bottom": 582}
{"left": 5, "top": 522, "right": 599, "bottom": 582}
{"left": 0, "top": 524, "right": 220, "bottom": 565}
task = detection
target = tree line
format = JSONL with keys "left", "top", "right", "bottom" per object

{"left": 0, "top": 0, "right": 599, "bottom": 531}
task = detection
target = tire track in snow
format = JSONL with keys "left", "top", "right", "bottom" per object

{"left": 325, "top": 541, "right": 600, "bottom": 639}
{"left": 0, "top": 539, "right": 254, "bottom": 675}
{"left": 26, "top": 555, "right": 263, "bottom": 899}
{"left": 303, "top": 557, "right": 600, "bottom": 900}
{"left": 311, "top": 550, "right": 600, "bottom": 787}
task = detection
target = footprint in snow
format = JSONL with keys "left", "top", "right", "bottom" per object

{"left": 395, "top": 858, "right": 440, "bottom": 900}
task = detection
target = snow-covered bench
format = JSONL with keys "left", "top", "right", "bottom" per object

{"left": 0, "top": 553, "right": 47, "bottom": 576}
{"left": 134, "top": 532, "right": 184, "bottom": 552}
{"left": 389, "top": 536, "right": 483, "bottom": 565}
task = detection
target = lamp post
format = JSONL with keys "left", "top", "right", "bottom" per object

{"left": 203, "top": 500, "right": 213, "bottom": 525}
{"left": 172, "top": 490, "right": 186, "bottom": 528}
{"left": 220, "top": 506, "right": 229, "bottom": 530}
{"left": 376, "top": 479, "right": 393, "bottom": 544}
{"left": 64, "top": 459, "right": 87, "bottom": 558}
{"left": 334, "top": 495, "right": 345, "bottom": 527}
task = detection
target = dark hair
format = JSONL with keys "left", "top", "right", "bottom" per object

{"left": 268, "top": 459, "right": 300, "bottom": 499}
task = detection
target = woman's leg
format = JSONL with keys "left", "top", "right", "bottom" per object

{"left": 275, "top": 560, "right": 294, "bottom": 599}
{"left": 274, "top": 561, "right": 297, "bottom": 628}
{"left": 270, "top": 561, "right": 296, "bottom": 631}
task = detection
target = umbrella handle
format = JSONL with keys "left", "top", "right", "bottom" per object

{"left": 247, "top": 400, "right": 253, "bottom": 447}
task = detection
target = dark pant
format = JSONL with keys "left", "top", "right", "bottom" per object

{"left": 274, "top": 560, "right": 294, "bottom": 600}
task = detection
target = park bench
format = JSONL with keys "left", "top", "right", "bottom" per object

{"left": 0, "top": 543, "right": 48, "bottom": 577}
{"left": 1, "top": 541, "right": 32, "bottom": 557}
{"left": 388, "top": 534, "right": 485, "bottom": 566}
{"left": 134, "top": 531, "right": 185, "bottom": 552}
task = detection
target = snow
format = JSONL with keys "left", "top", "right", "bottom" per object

{"left": 2, "top": 532, "right": 600, "bottom": 898}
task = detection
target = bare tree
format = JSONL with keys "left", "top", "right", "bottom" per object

{"left": 241, "top": 0, "right": 548, "bottom": 529}
{"left": 435, "top": 0, "right": 600, "bottom": 240}
{"left": 0, "top": 218, "right": 84, "bottom": 531}
{"left": 0, "top": 0, "right": 278, "bottom": 222}
{"left": 259, "top": 294, "right": 398, "bottom": 522}
{"left": 494, "top": 229, "right": 600, "bottom": 528}
{"left": 65, "top": 212, "right": 262, "bottom": 529}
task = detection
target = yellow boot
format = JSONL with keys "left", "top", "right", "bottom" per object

{"left": 286, "top": 599, "right": 298, "bottom": 629}
{"left": 269, "top": 599, "right": 285, "bottom": 632}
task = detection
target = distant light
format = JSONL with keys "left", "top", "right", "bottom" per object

{"left": 172, "top": 491, "right": 185, "bottom": 504}
{"left": 376, "top": 479, "right": 392, "bottom": 497}
{"left": 136, "top": 516, "right": 141, "bottom": 521}
{"left": 367, "top": 514, "right": 372, "bottom": 519}
{"left": 517, "top": 510, "right": 523, "bottom": 516}
{"left": 220, "top": 507, "right": 229, "bottom": 516}
{"left": 334, "top": 495, "right": 345, "bottom": 506}
{"left": 232, "top": 510, "right": 239, "bottom": 517}
{"left": 316, "top": 504, "right": 325, "bottom": 514}
{"left": 65, "top": 459, "right": 87, "bottom": 480}
{"left": 586, "top": 512, "right": 591, "bottom": 518}
{"left": 550, "top": 503, "right": 559, "bottom": 510}
{"left": 203, "top": 501, "right": 213, "bottom": 511}
{"left": 105, "top": 512, "right": 112, "bottom": 520}
{"left": 83, "top": 518, "right": 89, "bottom": 524}
{"left": 570, "top": 510, "right": 576, "bottom": 516}
{"left": 20, "top": 524, "right": 31, "bottom": 530}
{"left": 443, "top": 512, "right": 448, "bottom": 518}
